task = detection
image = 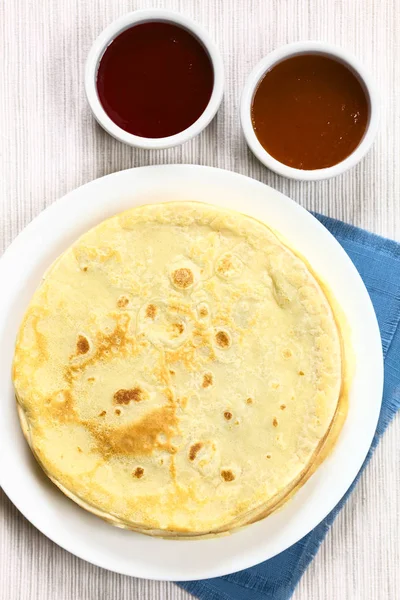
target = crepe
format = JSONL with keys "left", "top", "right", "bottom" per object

{"left": 13, "top": 202, "right": 349, "bottom": 536}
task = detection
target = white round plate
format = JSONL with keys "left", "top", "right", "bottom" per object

{"left": 0, "top": 165, "right": 383, "bottom": 581}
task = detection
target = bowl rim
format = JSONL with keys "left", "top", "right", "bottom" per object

{"left": 85, "top": 9, "right": 224, "bottom": 150}
{"left": 240, "top": 41, "right": 380, "bottom": 181}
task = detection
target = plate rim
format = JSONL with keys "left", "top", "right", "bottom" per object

{"left": 0, "top": 165, "right": 383, "bottom": 581}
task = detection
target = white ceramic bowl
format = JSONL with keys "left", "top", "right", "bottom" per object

{"left": 241, "top": 41, "right": 380, "bottom": 180}
{"left": 85, "top": 10, "right": 224, "bottom": 149}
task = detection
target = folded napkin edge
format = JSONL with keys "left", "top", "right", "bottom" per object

{"left": 315, "top": 214, "right": 400, "bottom": 259}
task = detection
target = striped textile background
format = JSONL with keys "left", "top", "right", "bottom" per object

{"left": 1, "top": 1, "right": 399, "bottom": 598}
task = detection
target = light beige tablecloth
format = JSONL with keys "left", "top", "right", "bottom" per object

{"left": 1, "top": 1, "right": 399, "bottom": 599}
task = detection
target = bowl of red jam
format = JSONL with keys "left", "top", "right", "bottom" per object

{"left": 85, "top": 9, "right": 224, "bottom": 149}
{"left": 240, "top": 42, "right": 380, "bottom": 180}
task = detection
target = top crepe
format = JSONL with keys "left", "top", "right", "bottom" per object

{"left": 13, "top": 202, "right": 346, "bottom": 536}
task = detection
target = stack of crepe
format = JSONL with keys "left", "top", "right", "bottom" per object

{"left": 13, "top": 202, "right": 349, "bottom": 537}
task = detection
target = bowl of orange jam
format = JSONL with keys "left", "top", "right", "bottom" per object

{"left": 241, "top": 41, "right": 380, "bottom": 180}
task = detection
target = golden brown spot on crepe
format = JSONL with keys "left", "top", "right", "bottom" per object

{"left": 133, "top": 467, "right": 144, "bottom": 478}
{"left": 273, "top": 417, "right": 278, "bottom": 427}
{"left": 146, "top": 304, "right": 157, "bottom": 319}
{"left": 266, "top": 454, "right": 271, "bottom": 459}
{"left": 168, "top": 301, "right": 193, "bottom": 316}
{"left": 202, "top": 373, "right": 213, "bottom": 388}
{"left": 82, "top": 266, "right": 88, "bottom": 272}
{"left": 221, "top": 469, "right": 235, "bottom": 482}
{"left": 179, "top": 396, "right": 188, "bottom": 409}
{"left": 77, "top": 447, "right": 82, "bottom": 453}
{"left": 199, "top": 306, "right": 208, "bottom": 317}
{"left": 298, "top": 370, "right": 305, "bottom": 376}
{"left": 172, "top": 268, "right": 194, "bottom": 289}
{"left": 48, "top": 390, "right": 75, "bottom": 422}
{"left": 63, "top": 367, "right": 73, "bottom": 385}
{"left": 192, "top": 331, "right": 204, "bottom": 347}
{"left": 169, "top": 369, "right": 175, "bottom": 376}
{"left": 167, "top": 333, "right": 215, "bottom": 371}
{"left": 69, "top": 314, "right": 134, "bottom": 375}
{"left": 280, "top": 404, "right": 286, "bottom": 410}
{"left": 87, "top": 377, "right": 95, "bottom": 382}
{"left": 113, "top": 386, "right": 148, "bottom": 405}
{"left": 224, "top": 411, "right": 232, "bottom": 420}
{"left": 215, "top": 330, "right": 230, "bottom": 348}
{"left": 212, "top": 310, "right": 234, "bottom": 328}
{"left": 169, "top": 455, "right": 177, "bottom": 480}
{"left": 217, "top": 256, "right": 233, "bottom": 275}
{"left": 172, "top": 322, "right": 184, "bottom": 335}
{"left": 189, "top": 442, "right": 203, "bottom": 461}
{"left": 115, "top": 409, "right": 121, "bottom": 416}
{"left": 152, "top": 361, "right": 171, "bottom": 389}
{"left": 165, "top": 387, "right": 175, "bottom": 403}
{"left": 91, "top": 405, "right": 177, "bottom": 456}
{"left": 117, "top": 295, "right": 129, "bottom": 308}
{"left": 216, "top": 253, "right": 243, "bottom": 280}
{"left": 283, "top": 349, "right": 292, "bottom": 359}
{"left": 77, "top": 335, "right": 90, "bottom": 355}
{"left": 99, "top": 410, "right": 106, "bottom": 417}
{"left": 246, "top": 397, "right": 253, "bottom": 405}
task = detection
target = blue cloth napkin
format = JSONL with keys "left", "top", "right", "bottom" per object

{"left": 179, "top": 214, "right": 400, "bottom": 600}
